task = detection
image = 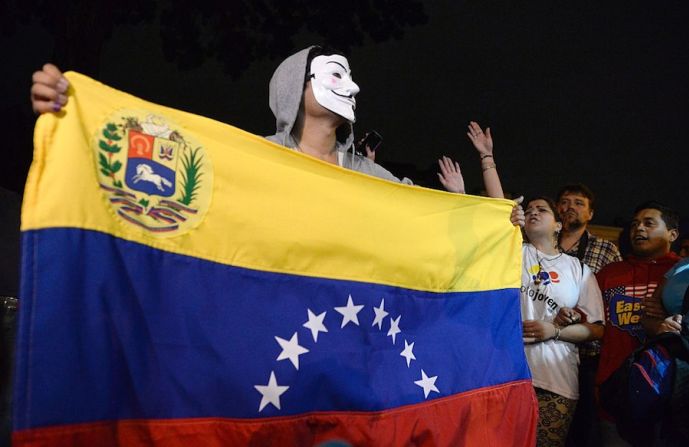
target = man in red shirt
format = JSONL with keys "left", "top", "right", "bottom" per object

{"left": 595, "top": 201, "right": 680, "bottom": 444}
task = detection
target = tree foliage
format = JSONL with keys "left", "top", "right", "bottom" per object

{"left": 2, "top": 0, "right": 156, "bottom": 75}
{"left": 159, "top": 0, "right": 428, "bottom": 77}
{"left": 3, "top": 0, "right": 426, "bottom": 77}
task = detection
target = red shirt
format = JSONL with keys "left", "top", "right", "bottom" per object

{"left": 595, "top": 253, "right": 680, "bottom": 408}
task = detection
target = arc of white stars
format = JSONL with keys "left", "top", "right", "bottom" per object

{"left": 303, "top": 309, "right": 328, "bottom": 342}
{"left": 254, "top": 371, "right": 289, "bottom": 412}
{"left": 387, "top": 315, "right": 401, "bottom": 344}
{"left": 372, "top": 298, "right": 389, "bottom": 330}
{"left": 334, "top": 294, "right": 364, "bottom": 328}
{"left": 400, "top": 339, "right": 416, "bottom": 367}
{"left": 275, "top": 332, "right": 309, "bottom": 370}
{"left": 414, "top": 369, "right": 439, "bottom": 399}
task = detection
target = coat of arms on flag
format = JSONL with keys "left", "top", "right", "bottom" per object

{"left": 94, "top": 111, "right": 213, "bottom": 235}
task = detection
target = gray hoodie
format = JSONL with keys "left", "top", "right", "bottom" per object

{"left": 265, "top": 46, "right": 412, "bottom": 184}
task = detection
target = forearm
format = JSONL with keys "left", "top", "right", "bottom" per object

{"left": 480, "top": 159, "right": 504, "bottom": 199}
{"left": 558, "top": 322, "right": 603, "bottom": 343}
{"left": 641, "top": 282, "right": 670, "bottom": 336}
{"left": 643, "top": 313, "right": 682, "bottom": 335}
{"left": 642, "top": 315, "right": 665, "bottom": 336}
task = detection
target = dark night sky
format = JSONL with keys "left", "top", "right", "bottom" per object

{"left": 3, "top": 1, "right": 688, "bottom": 229}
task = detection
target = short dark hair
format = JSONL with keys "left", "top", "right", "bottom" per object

{"left": 632, "top": 201, "right": 679, "bottom": 230}
{"left": 527, "top": 196, "right": 562, "bottom": 223}
{"left": 556, "top": 184, "right": 596, "bottom": 210}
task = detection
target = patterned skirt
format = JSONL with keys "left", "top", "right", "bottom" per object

{"left": 535, "top": 387, "right": 578, "bottom": 447}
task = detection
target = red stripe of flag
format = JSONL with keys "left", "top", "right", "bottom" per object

{"left": 14, "top": 381, "right": 537, "bottom": 447}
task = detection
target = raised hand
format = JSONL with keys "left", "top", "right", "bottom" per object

{"left": 437, "top": 156, "right": 465, "bottom": 193}
{"left": 31, "top": 63, "right": 69, "bottom": 114}
{"left": 466, "top": 121, "right": 493, "bottom": 157}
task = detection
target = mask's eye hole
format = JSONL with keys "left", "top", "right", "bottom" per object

{"left": 332, "top": 72, "right": 342, "bottom": 79}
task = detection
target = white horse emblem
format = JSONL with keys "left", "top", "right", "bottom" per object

{"left": 132, "top": 164, "right": 172, "bottom": 191}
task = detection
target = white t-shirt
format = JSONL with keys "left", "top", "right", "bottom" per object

{"left": 521, "top": 244, "right": 604, "bottom": 399}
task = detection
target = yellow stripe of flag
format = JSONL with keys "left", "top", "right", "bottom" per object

{"left": 23, "top": 72, "right": 521, "bottom": 293}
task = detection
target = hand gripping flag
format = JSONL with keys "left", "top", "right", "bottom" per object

{"left": 15, "top": 72, "right": 537, "bottom": 446}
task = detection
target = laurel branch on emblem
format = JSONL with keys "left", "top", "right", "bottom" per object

{"left": 98, "top": 123, "right": 124, "bottom": 188}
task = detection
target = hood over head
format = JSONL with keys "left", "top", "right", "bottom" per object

{"left": 266, "top": 46, "right": 354, "bottom": 151}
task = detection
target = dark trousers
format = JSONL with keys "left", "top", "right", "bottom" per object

{"left": 566, "top": 355, "right": 601, "bottom": 447}
{"left": 0, "top": 297, "right": 17, "bottom": 447}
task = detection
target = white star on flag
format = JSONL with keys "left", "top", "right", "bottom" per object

{"left": 334, "top": 294, "right": 364, "bottom": 328}
{"left": 303, "top": 309, "right": 328, "bottom": 342}
{"left": 275, "top": 332, "right": 309, "bottom": 370}
{"left": 387, "top": 315, "right": 401, "bottom": 344}
{"left": 372, "top": 298, "right": 389, "bottom": 330}
{"left": 400, "top": 339, "right": 416, "bottom": 367}
{"left": 414, "top": 369, "right": 439, "bottom": 399}
{"left": 254, "top": 371, "right": 289, "bottom": 412}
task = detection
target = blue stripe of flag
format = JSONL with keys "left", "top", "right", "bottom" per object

{"left": 15, "top": 228, "right": 529, "bottom": 430}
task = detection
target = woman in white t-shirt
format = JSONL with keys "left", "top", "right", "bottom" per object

{"left": 441, "top": 123, "right": 603, "bottom": 446}
{"left": 521, "top": 196, "right": 604, "bottom": 446}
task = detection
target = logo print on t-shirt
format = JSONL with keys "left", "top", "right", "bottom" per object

{"left": 528, "top": 264, "right": 560, "bottom": 285}
{"left": 605, "top": 283, "right": 656, "bottom": 341}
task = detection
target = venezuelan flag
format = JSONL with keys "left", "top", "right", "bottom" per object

{"left": 15, "top": 73, "right": 537, "bottom": 446}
